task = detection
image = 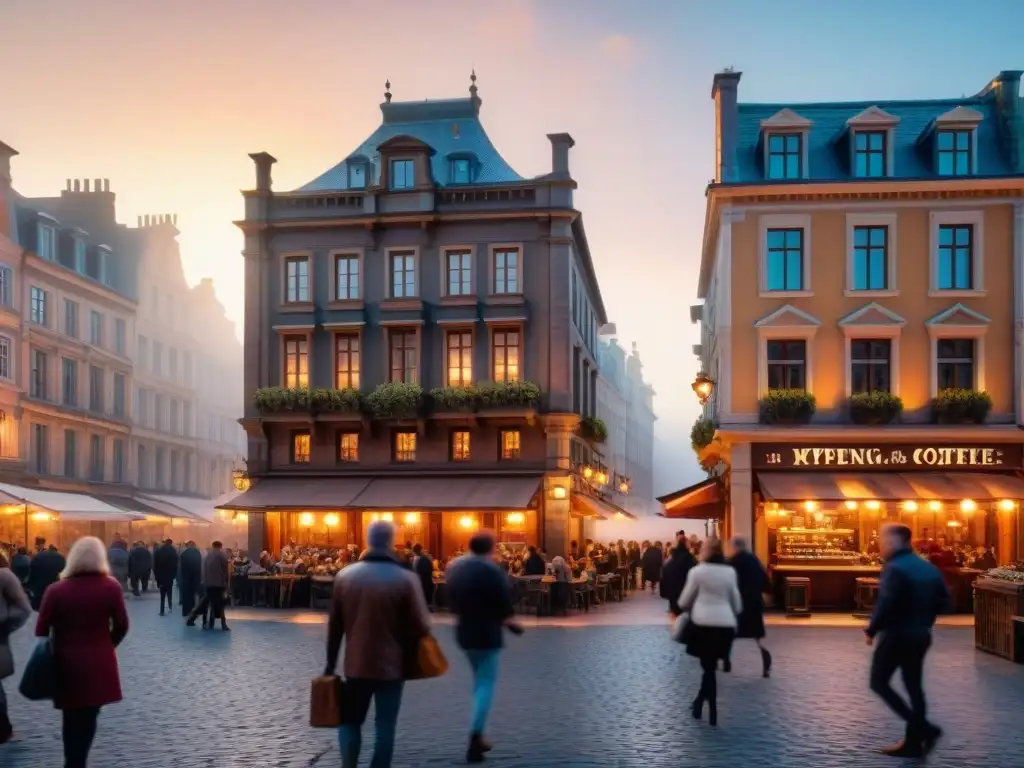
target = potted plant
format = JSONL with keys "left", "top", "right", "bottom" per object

{"left": 311, "top": 387, "right": 362, "bottom": 414}
{"left": 849, "top": 391, "right": 903, "bottom": 425}
{"left": 758, "top": 389, "right": 816, "bottom": 425}
{"left": 364, "top": 381, "right": 424, "bottom": 419}
{"left": 253, "top": 386, "right": 311, "bottom": 413}
{"left": 578, "top": 416, "right": 608, "bottom": 444}
{"left": 476, "top": 380, "right": 541, "bottom": 409}
{"left": 430, "top": 385, "right": 479, "bottom": 413}
{"left": 931, "top": 388, "right": 992, "bottom": 425}
{"left": 690, "top": 417, "right": 716, "bottom": 454}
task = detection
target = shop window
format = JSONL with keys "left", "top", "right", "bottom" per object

{"left": 451, "top": 430, "right": 470, "bottom": 461}
{"left": 850, "top": 339, "right": 891, "bottom": 394}
{"left": 937, "top": 338, "right": 975, "bottom": 389}
{"left": 500, "top": 429, "right": 521, "bottom": 460}
{"left": 291, "top": 431, "right": 311, "bottom": 464}
{"left": 394, "top": 431, "right": 416, "bottom": 462}
{"left": 338, "top": 432, "right": 359, "bottom": 463}
{"left": 766, "top": 340, "right": 806, "bottom": 391}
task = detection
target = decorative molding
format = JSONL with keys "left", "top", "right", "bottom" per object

{"left": 759, "top": 108, "right": 813, "bottom": 129}
{"left": 926, "top": 302, "right": 992, "bottom": 328}
{"left": 846, "top": 106, "right": 901, "bottom": 127}
{"left": 935, "top": 106, "right": 984, "bottom": 125}
{"left": 839, "top": 302, "right": 906, "bottom": 328}
{"left": 754, "top": 304, "right": 821, "bottom": 329}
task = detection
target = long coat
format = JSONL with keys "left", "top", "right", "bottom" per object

{"left": 0, "top": 568, "right": 31, "bottom": 679}
{"left": 107, "top": 545, "right": 129, "bottom": 585}
{"left": 128, "top": 545, "right": 153, "bottom": 579}
{"left": 152, "top": 544, "right": 179, "bottom": 588}
{"left": 179, "top": 546, "right": 203, "bottom": 614}
{"left": 26, "top": 550, "right": 65, "bottom": 611}
{"left": 729, "top": 550, "right": 769, "bottom": 639}
{"left": 641, "top": 547, "right": 663, "bottom": 584}
{"left": 36, "top": 573, "right": 129, "bottom": 710}
{"left": 660, "top": 546, "right": 697, "bottom": 609}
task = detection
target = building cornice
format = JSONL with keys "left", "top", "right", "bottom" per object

{"left": 234, "top": 208, "right": 578, "bottom": 233}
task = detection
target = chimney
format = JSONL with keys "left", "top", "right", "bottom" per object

{"left": 94, "top": 178, "right": 102, "bottom": 192}
{"left": 546, "top": 133, "right": 575, "bottom": 178}
{"left": 66, "top": 178, "right": 72, "bottom": 192}
{"left": 248, "top": 152, "right": 277, "bottom": 192}
{"left": 712, "top": 70, "right": 742, "bottom": 183}
{"left": 989, "top": 71, "right": 1023, "bottom": 172}
{"left": 73, "top": 179, "right": 80, "bottom": 192}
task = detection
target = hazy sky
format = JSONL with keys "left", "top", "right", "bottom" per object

{"left": 2, "top": 0, "right": 1022, "bottom": 494}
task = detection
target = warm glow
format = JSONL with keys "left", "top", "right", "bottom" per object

{"left": 902, "top": 501, "right": 918, "bottom": 513}
{"left": 865, "top": 500, "right": 881, "bottom": 511}
{"left": 596, "top": 472, "right": 608, "bottom": 485}
{"left": 506, "top": 512, "right": 526, "bottom": 525}
{"left": 946, "top": 520, "right": 962, "bottom": 527}
{"left": 960, "top": 499, "right": 977, "bottom": 513}
{"left": 299, "top": 512, "right": 314, "bottom": 527}
{"left": 324, "top": 513, "right": 339, "bottom": 527}
{"left": 31, "top": 511, "right": 51, "bottom": 522}
{"left": 458, "top": 515, "right": 476, "bottom": 530}
{"left": 844, "top": 500, "right": 858, "bottom": 510}
{"left": 813, "top": 511, "right": 824, "bottom": 522}
{"left": 582, "top": 466, "right": 593, "bottom": 479}
{"left": 619, "top": 481, "right": 629, "bottom": 493}
{"left": 235, "top": 512, "right": 249, "bottom": 524}
{"left": 614, "top": 512, "right": 626, "bottom": 520}
{"left": 928, "top": 500, "right": 942, "bottom": 512}
{"left": 998, "top": 499, "right": 1016, "bottom": 512}
{"left": 551, "top": 486, "right": 567, "bottom": 500}
{"left": 404, "top": 512, "right": 420, "bottom": 524}
{"left": 802, "top": 500, "right": 817, "bottom": 512}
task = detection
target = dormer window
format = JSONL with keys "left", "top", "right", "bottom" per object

{"left": 36, "top": 221, "right": 57, "bottom": 260}
{"left": 930, "top": 106, "right": 982, "bottom": 177}
{"left": 348, "top": 162, "right": 367, "bottom": 189}
{"left": 73, "top": 237, "right": 87, "bottom": 273}
{"left": 390, "top": 159, "right": 415, "bottom": 190}
{"left": 760, "top": 109, "right": 812, "bottom": 181}
{"left": 845, "top": 106, "right": 899, "bottom": 179}
{"left": 451, "top": 158, "right": 471, "bottom": 184}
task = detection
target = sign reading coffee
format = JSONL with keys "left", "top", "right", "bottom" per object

{"left": 752, "top": 444, "right": 1023, "bottom": 471}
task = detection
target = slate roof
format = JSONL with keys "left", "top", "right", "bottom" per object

{"left": 732, "top": 79, "right": 1024, "bottom": 184}
{"left": 296, "top": 96, "right": 523, "bottom": 192}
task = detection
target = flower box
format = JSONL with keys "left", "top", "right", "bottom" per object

{"left": 931, "top": 388, "right": 992, "bottom": 425}
{"left": 429, "top": 386, "right": 479, "bottom": 413}
{"left": 475, "top": 381, "right": 541, "bottom": 409}
{"left": 578, "top": 417, "right": 608, "bottom": 444}
{"left": 758, "top": 389, "right": 816, "bottom": 425}
{"left": 849, "top": 391, "right": 903, "bottom": 425}
{"left": 365, "top": 382, "right": 424, "bottom": 419}
{"left": 253, "top": 386, "right": 312, "bottom": 413}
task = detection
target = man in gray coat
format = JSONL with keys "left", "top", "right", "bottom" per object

{"left": 186, "top": 541, "right": 230, "bottom": 631}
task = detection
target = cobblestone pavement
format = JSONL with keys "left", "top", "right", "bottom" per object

{"left": 0, "top": 593, "right": 1020, "bottom": 768}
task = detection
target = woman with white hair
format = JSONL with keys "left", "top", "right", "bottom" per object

{"left": 35, "top": 536, "right": 129, "bottom": 768}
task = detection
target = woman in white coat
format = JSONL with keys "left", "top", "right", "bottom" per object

{"left": 677, "top": 538, "right": 742, "bottom": 726}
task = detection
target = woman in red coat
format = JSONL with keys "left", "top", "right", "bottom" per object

{"left": 36, "top": 536, "right": 129, "bottom": 768}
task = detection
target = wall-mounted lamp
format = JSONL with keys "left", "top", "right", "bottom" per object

{"left": 692, "top": 372, "right": 714, "bottom": 406}
{"left": 550, "top": 486, "right": 567, "bottom": 500}
{"left": 232, "top": 469, "right": 252, "bottom": 493}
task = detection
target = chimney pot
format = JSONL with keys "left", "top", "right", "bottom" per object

{"left": 145, "top": 215, "right": 150, "bottom": 226}
{"left": 73, "top": 179, "right": 80, "bottom": 192}
{"left": 546, "top": 133, "right": 575, "bottom": 177}
{"left": 137, "top": 216, "right": 142, "bottom": 227}
{"left": 84, "top": 179, "right": 90, "bottom": 192}
{"left": 94, "top": 178, "right": 101, "bottom": 191}
{"left": 104, "top": 179, "right": 110, "bottom": 192}
{"left": 65, "top": 179, "right": 71, "bottom": 191}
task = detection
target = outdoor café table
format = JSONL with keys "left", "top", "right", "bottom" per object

{"left": 247, "top": 574, "right": 280, "bottom": 607}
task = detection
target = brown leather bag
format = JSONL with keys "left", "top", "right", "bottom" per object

{"left": 309, "top": 675, "right": 343, "bottom": 727}
{"left": 406, "top": 634, "right": 449, "bottom": 680}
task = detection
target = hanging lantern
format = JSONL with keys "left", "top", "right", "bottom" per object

{"left": 231, "top": 470, "right": 252, "bottom": 493}
{"left": 692, "top": 372, "right": 714, "bottom": 406}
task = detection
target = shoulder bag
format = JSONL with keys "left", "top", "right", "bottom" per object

{"left": 18, "top": 636, "right": 56, "bottom": 701}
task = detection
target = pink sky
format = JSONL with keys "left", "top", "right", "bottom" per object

{"left": 0, "top": 0, "right": 713, "bottom": 492}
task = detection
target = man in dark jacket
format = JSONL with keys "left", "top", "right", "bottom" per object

{"left": 153, "top": 538, "right": 180, "bottom": 616}
{"left": 129, "top": 541, "right": 153, "bottom": 596}
{"left": 411, "top": 543, "right": 435, "bottom": 608}
{"left": 661, "top": 534, "right": 697, "bottom": 614}
{"left": 522, "top": 546, "right": 546, "bottom": 576}
{"left": 10, "top": 547, "right": 30, "bottom": 584}
{"left": 26, "top": 540, "right": 65, "bottom": 611}
{"left": 866, "top": 523, "right": 950, "bottom": 758}
{"left": 187, "top": 541, "right": 230, "bottom": 630}
{"left": 179, "top": 541, "right": 203, "bottom": 617}
{"left": 446, "top": 532, "right": 522, "bottom": 763}
{"left": 727, "top": 536, "right": 772, "bottom": 677}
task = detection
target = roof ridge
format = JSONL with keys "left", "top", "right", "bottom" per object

{"left": 740, "top": 96, "right": 987, "bottom": 110}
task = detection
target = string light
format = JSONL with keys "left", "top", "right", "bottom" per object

{"left": 902, "top": 501, "right": 918, "bottom": 513}
{"left": 998, "top": 499, "right": 1016, "bottom": 512}
{"left": 960, "top": 500, "right": 977, "bottom": 514}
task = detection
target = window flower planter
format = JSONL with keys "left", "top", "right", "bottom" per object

{"left": 429, "top": 386, "right": 479, "bottom": 413}
{"left": 758, "top": 389, "right": 816, "bottom": 425}
{"left": 691, "top": 417, "right": 716, "bottom": 454}
{"left": 849, "top": 391, "right": 903, "bottom": 425}
{"left": 931, "top": 388, "right": 992, "bottom": 425}
{"left": 253, "top": 386, "right": 313, "bottom": 413}
{"left": 475, "top": 381, "right": 541, "bottom": 409}
{"left": 364, "top": 381, "right": 424, "bottom": 419}
{"left": 578, "top": 416, "right": 608, "bottom": 444}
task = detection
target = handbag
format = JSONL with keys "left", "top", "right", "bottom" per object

{"left": 670, "top": 612, "right": 690, "bottom": 643}
{"left": 309, "top": 675, "right": 344, "bottom": 728}
{"left": 406, "top": 634, "right": 449, "bottom": 680}
{"left": 18, "top": 637, "right": 56, "bottom": 701}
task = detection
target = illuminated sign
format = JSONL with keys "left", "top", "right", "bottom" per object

{"left": 752, "top": 444, "right": 1023, "bottom": 470}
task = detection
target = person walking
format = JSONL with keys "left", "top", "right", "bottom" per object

{"left": 641, "top": 540, "right": 663, "bottom": 594}
{"left": 187, "top": 541, "right": 230, "bottom": 631}
{"left": 446, "top": 532, "right": 523, "bottom": 763}
{"left": 178, "top": 541, "right": 203, "bottom": 617}
{"left": 325, "top": 520, "right": 431, "bottom": 768}
{"left": 26, "top": 540, "right": 65, "bottom": 611}
{"left": 107, "top": 539, "right": 129, "bottom": 592}
{"left": 153, "top": 539, "right": 179, "bottom": 616}
{"left": 411, "top": 544, "right": 435, "bottom": 609}
{"left": 677, "top": 538, "right": 742, "bottom": 727}
{"left": 35, "top": 536, "right": 129, "bottom": 768}
{"left": 866, "top": 522, "right": 949, "bottom": 758}
{"left": 0, "top": 551, "right": 31, "bottom": 743}
{"left": 128, "top": 541, "right": 153, "bottom": 597}
{"left": 726, "top": 536, "right": 772, "bottom": 678}
{"left": 661, "top": 534, "right": 697, "bottom": 615}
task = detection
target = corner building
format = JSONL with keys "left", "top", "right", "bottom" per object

{"left": 229, "top": 79, "right": 623, "bottom": 558}
{"left": 683, "top": 69, "right": 1024, "bottom": 611}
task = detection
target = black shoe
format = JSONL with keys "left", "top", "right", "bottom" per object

{"left": 879, "top": 739, "right": 924, "bottom": 758}
{"left": 760, "top": 647, "right": 773, "bottom": 678}
{"left": 185, "top": 618, "right": 196, "bottom": 627}
{"left": 691, "top": 696, "right": 703, "bottom": 720}
{"left": 466, "top": 733, "right": 487, "bottom": 763}
{"left": 722, "top": 659, "right": 732, "bottom": 673}
{"left": 921, "top": 725, "right": 943, "bottom": 756}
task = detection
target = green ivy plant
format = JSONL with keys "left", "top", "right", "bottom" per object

{"left": 690, "top": 417, "right": 716, "bottom": 454}
{"left": 311, "top": 387, "right": 362, "bottom": 413}
{"left": 475, "top": 380, "right": 541, "bottom": 409}
{"left": 758, "top": 389, "right": 816, "bottom": 425}
{"left": 253, "top": 386, "right": 312, "bottom": 413}
{"left": 430, "top": 386, "right": 479, "bottom": 413}
{"left": 578, "top": 416, "right": 608, "bottom": 443}
{"left": 364, "top": 381, "right": 424, "bottom": 419}
{"left": 849, "top": 391, "right": 903, "bottom": 425}
{"left": 931, "top": 388, "right": 992, "bottom": 424}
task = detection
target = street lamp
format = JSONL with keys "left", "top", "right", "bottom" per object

{"left": 231, "top": 470, "right": 252, "bottom": 493}
{"left": 692, "top": 372, "right": 714, "bottom": 406}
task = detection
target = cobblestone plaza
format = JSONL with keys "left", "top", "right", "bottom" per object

{"left": 0, "top": 596, "right": 1021, "bottom": 767}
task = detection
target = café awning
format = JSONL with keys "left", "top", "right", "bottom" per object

{"left": 570, "top": 493, "right": 636, "bottom": 520}
{"left": 757, "top": 472, "right": 1024, "bottom": 502}
{"left": 132, "top": 495, "right": 212, "bottom": 523}
{"left": 0, "top": 482, "right": 145, "bottom": 522}
{"left": 656, "top": 477, "right": 724, "bottom": 520}
{"left": 351, "top": 475, "right": 543, "bottom": 511}
{"left": 216, "top": 478, "right": 372, "bottom": 510}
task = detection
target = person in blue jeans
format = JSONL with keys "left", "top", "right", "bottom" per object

{"left": 325, "top": 521, "right": 432, "bottom": 767}
{"left": 446, "top": 531, "right": 523, "bottom": 763}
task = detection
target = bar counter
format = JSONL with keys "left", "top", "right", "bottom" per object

{"left": 770, "top": 564, "right": 880, "bottom": 611}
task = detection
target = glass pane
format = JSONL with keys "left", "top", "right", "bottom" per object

{"left": 869, "top": 133, "right": 883, "bottom": 150}
{"left": 785, "top": 252, "right": 801, "bottom": 290}
{"left": 955, "top": 153, "right": 969, "bottom": 175}
{"left": 785, "top": 230, "right": 801, "bottom": 248}
{"left": 853, "top": 250, "right": 867, "bottom": 290}
{"left": 869, "top": 227, "right": 885, "bottom": 246}
{"left": 937, "top": 251, "right": 952, "bottom": 289}
{"left": 785, "top": 155, "right": 800, "bottom": 178}
{"left": 955, "top": 248, "right": 971, "bottom": 288}
{"left": 851, "top": 363, "right": 867, "bottom": 394}
{"left": 956, "top": 131, "right": 970, "bottom": 150}
{"left": 854, "top": 228, "right": 868, "bottom": 247}
{"left": 786, "top": 341, "right": 805, "bottom": 361}
{"left": 786, "top": 364, "right": 805, "bottom": 389}
{"left": 767, "top": 230, "right": 785, "bottom": 249}
{"left": 767, "top": 253, "right": 785, "bottom": 290}
{"left": 956, "top": 363, "right": 974, "bottom": 387}
{"left": 937, "top": 132, "right": 954, "bottom": 150}
{"left": 769, "top": 135, "right": 783, "bottom": 152}
{"left": 855, "top": 133, "right": 867, "bottom": 150}
{"left": 854, "top": 153, "right": 867, "bottom": 177}
{"left": 766, "top": 341, "right": 783, "bottom": 360}
{"left": 938, "top": 154, "right": 953, "bottom": 175}
{"left": 868, "top": 249, "right": 886, "bottom": 289}
{"left": 767, "top": 364, "right": 783, "bottom": 390}
{"left": 768, "top": 155, "right": 784, "bottom": 179}
{"left": 786, "top": 135, "right": 800, "bottom": 152}
{"left": 868, "top": 154, "right": 883, "bottom": 177}
{"left": 851, "top": 341, "right": 868, "bottom": 359}
{"left": 954, "top": 227, "right": 971, "bottom": 246}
